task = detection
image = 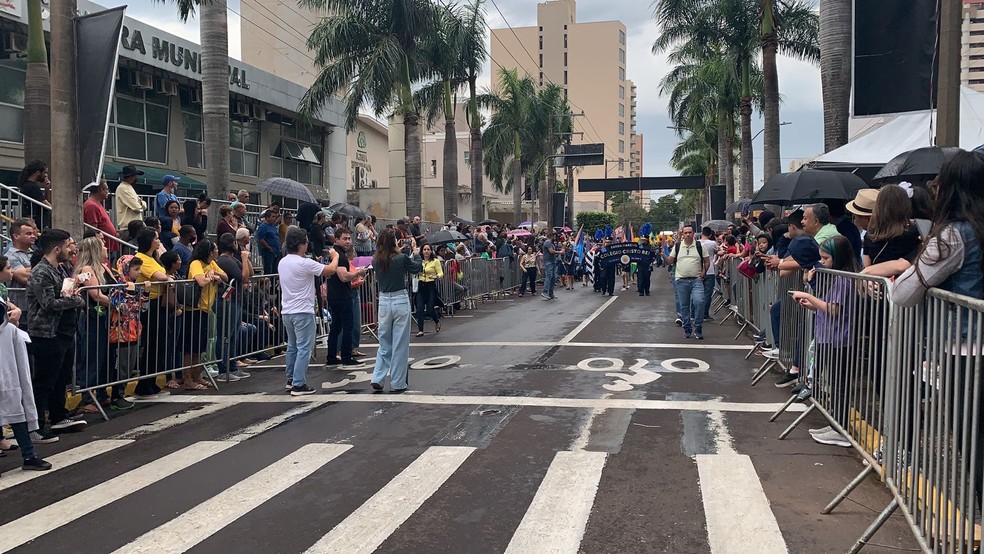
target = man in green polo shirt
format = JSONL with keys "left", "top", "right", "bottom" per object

{"left": 803, "top": 203, "right": 841, "bottom": 247}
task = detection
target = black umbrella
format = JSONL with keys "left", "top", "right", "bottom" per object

{"left": 328, "top": 203, "right": 367, "bottom": 220}
{"left": 873, "top": 146, "right": 960, "bottom": 183}
{"left": 451, "top": 215, "right": 474, "bottom": 226}
{"left": 725, "top": 198, "right": 754, "bottom": 215}
{"left": 752, "top": 170, "right": 870, "bottom": 206}
{"left": 425, "top": 229, "right": 468, "bottom": 244}
{"left": 478, "top": 219, "right": 499, "bottom": 226}
{"left": 258, "top": 177, "right": 318, "bottom": 204}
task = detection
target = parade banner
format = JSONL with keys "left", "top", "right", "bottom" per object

{"left": 76, "top": 6, "right": 126, "bottom": 185}
{"left": 595, "top": 242, "right": 655, "bottom": 268}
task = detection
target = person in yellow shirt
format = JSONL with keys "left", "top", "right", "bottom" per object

{"left": 132, "top": 228, "right": 172, "bottom": 398}
{"left": 415, "top": 243, "right": 444, "bottom": 336}
{"left": 184, "top": 239, "right": 227, "bottom": 390}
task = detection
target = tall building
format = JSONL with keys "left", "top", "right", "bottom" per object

{"left": 490, "top": 0, "right": 637, "bottom": 215}
{"left": 964, "top": 1, "right": 984, "bottom": 91}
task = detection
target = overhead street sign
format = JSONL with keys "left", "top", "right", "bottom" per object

{"left": 558, "top": 143, "right": 604, "bottom": 167}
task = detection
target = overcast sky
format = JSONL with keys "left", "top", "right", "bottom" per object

{"left": 97, "top": 0, "right": 824, "bottom": 192}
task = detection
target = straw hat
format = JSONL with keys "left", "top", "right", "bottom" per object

{"left": 846, "top": 188, "right": 880, "bottom": 216}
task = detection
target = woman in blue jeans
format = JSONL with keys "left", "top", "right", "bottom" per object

{"left": 371, "top": 229, "right": 422, "bottom": 393}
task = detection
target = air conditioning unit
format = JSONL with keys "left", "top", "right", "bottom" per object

{"left": 190, "top": 88, "right": 203, "bottom": 104}
{"left": 129, "top": 72, "right": 154, "bottom": 90}
{"left": 249, "top": 105, "right": 266, "bottom": 121}
{"left": 2, "top": 32, "right": 27, "bottom": 55}
{"left": 232, "top": 101, "right": 250, "bottom": 118}
{"left": 155, "top": 79, "right": 179, "bottom": 96}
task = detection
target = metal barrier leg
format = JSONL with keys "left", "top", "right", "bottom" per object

{"left": 823, "top": 463, "right": 875, "bottom": 515}
{"left": 778, "top": 403, "right": 815, "bottom": 440}
{"left": 744, "top": 343, "right": 761, "bottom": 360}
{"left": 846, "top": 499, "right": 898, "bottom": 554}
{"left": 769, "top": 394, "right": 799, "bottom": 422}
{"left": 718, "top": 307, "right": 736, "bottom": 325}
{"left": 733, "top": 321, "right": 748, "bottom": 341}
{"left": 87, "top": 390, "right": 110, "bottom": 422}
{"left": 751, "top": 359, "right": 778, "bottom": 386}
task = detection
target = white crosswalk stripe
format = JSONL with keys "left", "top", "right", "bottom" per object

{"left": 0, "top": 441, "right": 235, "bottom": 552}
{"left": 114, "top": 443, "right": 352, "bottom": 554}
{"left": 0, "top": 439, "right": 132, "bottom": 493}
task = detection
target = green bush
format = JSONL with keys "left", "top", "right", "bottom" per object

{"left": 576, "top": 211, "right": 617, "bottom": 234}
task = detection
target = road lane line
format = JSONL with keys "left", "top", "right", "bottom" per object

{"left": 0, "top": 441, "right": 236, "bottom": 551}
{"left": 358, "top": 341, "right": 752, "bottom": 350}
{"left": 505, "top": 450, "right": 607, "bottom": 553}
{"left": 696, "top": 454, "right": 787, "bottom": 554}
{"left": 114, "top": 402, "right": 231, "bottom": 439}
{"left": 222, "top": 402, "right": 324, "bottom": 441}
{"left": 113, "top": 443, "right": 352, "bottom": 554}
{"left": 304, "top": 446, "right": 475, "bottom": 554}
{"left": 0, "top": 439, "right": 133, "bottom": 493}
{"left": 560, "top": 295, "right": 619, "bottom": 344}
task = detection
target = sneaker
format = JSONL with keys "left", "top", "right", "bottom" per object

{"left": 763, "top": 348, "right": 779, "bottom": 359}
{"left": 795, "top": 387, "right": 812, "bottom": 402}
{"left": 290, "top": 384, "right": 317, "bottom": 396}
{"left": 371, "top": 382, "right": 383, "bottom": 391}
{"left": 541, "top": 293, "right": 549, "bottom": 300}
{"left": 809, "top": 425, "right": 833, "bottom": 435}
{"left": 29, "top": 430, "right": 59, "bottom": 444}
{"left": 206, "top": 367, "right": 219, "bottom": 378}
{"left": 341, "top": 359, "right": 361, "bottom": 366}
{"left": 684, "top": 332, "right": 692, "bottom": 339}
{"left": 704, "top": 315, "right": 715, "bottom": 321}
{"left": 155, "top": 390, "right": 171, "bottom": 397}
{"left": 695, "top": 334, "right": 705, "bottom": 340}
{"left": 812, "top": 429, "right": 851, "bottom": 447}
{"left": 791, "top": 383, "right": 806, "bottom": 395}
{"left": 675, "top": 318, "right": 683, "bottom": 326}
{"left": 50, "top": 419, "right": 87, "bottom": 431}
{"left": 22, "top": 456, "right": 52, "bottom": 471}
{"left": 110, "top": 398, "right": 134, "bottom": 411}
{"left": 285, "top": 380, "right": 293, "bottom": 390}
{"left": 775, "top": 373, "right": 799, "bottom": 388}
{"left": 231, "top": 369, "right": 251, "bottom": 379}
{"left": 218, "top": 372, "right": 242, "bottom": 382}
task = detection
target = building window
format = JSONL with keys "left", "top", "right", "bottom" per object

{"left": 619, "top": 104, "right": 624, "bottom": 117}
{"left": 180, "top": 89, "right": 204, "bottom": 169}
{"left": 971, "top": 79, "right": 984, "bottom": 85}
{"left": 619, "top": 122, "right": 625, "bottom": 135}
{"left": 430, "top": 160, "right": 437, "bottom": 177}
{"left": 0, "top": 59, "right": 26, "bottom": 144}
{"left": 972, "top": 54, "right": 984, "bottom": 60}
{"left": 539, "top": 26, "right": 543, "bottom": 31}
{"left": 564, "top": 71, "right": 568, "bottom": 85}
{"left": 564, "top": 34, "right": 568, "bottom": 48}
{"left": 230, "top": 120, "right": 260, "bottom": 176}
{"left": 539, "top": 53, "right": 543, "bottom": 67}
{"left": 619, "top": 30, "right": 626, "bottom": 45}
{"left": 272, "top": 125, "right": 323, "bottom": 187}
{"left": 539, "top": 36, "right": 543, "bottom": 50}
{"left": 619, "top": 140, "right": 625, "bottom": 153}
{"left": 539, "top": 72, "right": 544, "bottom": 86}
{"left": 110, "top": 76, "right": 170, "bottom": 164}
{"left": 464, "top": 151, "right": 470, "bottom": 165}
{"left": 618, "top": 160, "right": 624, "bottom": 171}
{"left": 619, "top": 67, "right": 625, "bottom": 81}
{"left": 564, "top": 52, "right": 568, "bottom": 66}
{"left": 972, "top": 30, "right": 984, "bottom": 36}
{"left": 972, "top": 42, "right": 984, "bottom": 48}
{"left": 619, "top": 85, "right": 625, "bottom": 99}
{"left": 972, "top": 17, "right": 984, "bottom": 23}
{"left": 971, "top": 67, "right": 984, "bottom": 72}
{"left": 619, "top": 49, "right": 625, "bottom": 63}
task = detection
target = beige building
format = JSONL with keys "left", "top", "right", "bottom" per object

{"left": 490, "top": 0, "right": 637, "bottom": 215}
{"left": 240, "top": 0, "right": 320, "bottom": 88}
{"left": 345, "top": 115, "right": 391, "bottom": 217}
{"left": 965, "top": 1, "right": 984, "bottom": 91}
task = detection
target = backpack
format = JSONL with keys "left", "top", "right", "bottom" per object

{"left": 673, "top": 239, "right": 704, "bottom": 259}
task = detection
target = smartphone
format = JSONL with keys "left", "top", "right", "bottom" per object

{"left": 788, "top": 290, "right": 797, "bottom": 296}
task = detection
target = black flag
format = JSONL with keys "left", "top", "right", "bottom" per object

{"left": 76, "top": 6, "right": 126, "bottom": 186}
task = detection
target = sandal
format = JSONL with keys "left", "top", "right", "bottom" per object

{"left": 184, "top": 383, "right": 208, "bottom": 391}
{"left": 416, "top": 331, "right": 425, "bottom": 337}
{"left": 80, "top": 404, "right": 101, "bottom": 414}
{"left": 166, "top": 380, "right": 182, "bottom": 389}
{"left": 196, "top": 379, "right": 214, "bottom": 388}
{"left": 0, "top": 439, "right": 18, "bottom": 451}
{"left": 435, "top": 322, "right": 441, "bottom": 333}
{"left": 352, "top": 350, "right": 367, "bottom": 357}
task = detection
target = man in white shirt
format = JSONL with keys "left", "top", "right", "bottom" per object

{"left": 699, "top": 226, "right": 719, "bottom": 321}
{"left": 666, "top": 225, "right": 709, "bottom": 339}
{"left": 115, "top": 166, "right": 147, "bottom": 238}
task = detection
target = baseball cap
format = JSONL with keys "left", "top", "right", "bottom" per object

{"left": 162, "top": 175, "right": 180, "bottom": 187}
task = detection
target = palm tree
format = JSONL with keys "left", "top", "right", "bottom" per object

{"left": 160, "top": 0, "right": 230, "bottom": 224}
{"left": 819, "top": 0, "right": 851, "bottom": 151}
{"left": 480, "top": 68, "right": 538, "bottom": 226}
{"left": 529, "top": 84, "right": 571, "bottom": 223}
{"left": 760, "top": 0, "right": 819, "bottom": 180}
{"left": 456, "top": 0, "right": 489, "bottom": 223}
{"left": 24, "top": 0, "right": 50, "bottom": 165}
{"left": 298, "top": 0, "right": 438, "bottom": 219}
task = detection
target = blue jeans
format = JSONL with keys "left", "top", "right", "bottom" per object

{"left": 336, "top": 289, "right": 363, "bottom": 352}
{"left": 543, "top": 262, "right": 557, "bottom": 297}
{"left": 283, "top": 313, "right": 316, "bottom": 387}
{"left": 372, "top": 291, "right": 412, "bottom": 389}
{"left": 262, "top": 253, "right": 279, "bottom": 276}
{"left": 673, "top": 277, "right": 705, "bottom": 334}
{"left": 702, "top": 274, "right": 716, "bottom": 318}
{"left": 9, "top": 421, "right": 35, "bottom": 461}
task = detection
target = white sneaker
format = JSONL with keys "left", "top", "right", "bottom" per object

{"left": 763, "top": 348, "right": 779, "bottom": 359}
{"left": 219, "top": 372, "right": 241, "bottom": 382}
{"left": 206, "top": 367, "right": 219, "bottom": 377}
{"left": 809, "top": 425, "right": 833, "bottom": 435}
{"left": 812, "top": 429, "right": 851, "bottom": 447}
{"left": 50, "top": 419, "right": 86, "bottom": 431}
{"left": 231, "top": 369, "right": 251, "bottom": 379}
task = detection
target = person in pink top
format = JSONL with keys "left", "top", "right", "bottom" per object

{"left": 83, "top": 180, "right": 120, "bottom": 253}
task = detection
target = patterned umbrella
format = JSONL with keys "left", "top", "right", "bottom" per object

{"left": 258, "top": 177, "right": 317, "bottom": 204}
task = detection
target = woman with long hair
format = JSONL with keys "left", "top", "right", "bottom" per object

{"left": 181, "top": 198, "right": 208, "bottom": 240}
{"left": 370, "top": 228, "right": 422, "bottom": 393}
{"left": 184, "top": 239, "right": 226, "bottom": 390}
{"left": 861, "top": 184, "right": 921, "bottom": 277}
{"left": 415, "top": 243, "right": 443, "bottom": 336}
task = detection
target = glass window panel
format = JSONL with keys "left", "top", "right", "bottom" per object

{"left": 145, "top": 103, "right": 169, "bottom": 134}
{"left": 147, "top": 134, "right": 167, "bottom": 163}
{"left": 117, "top": 97, "right": 144, "bottom": 129}
{"left": 117, "top": 128, "right": 146, "bottom": 160}
{"left": 300, "top": 145, "right": 320, "bottom": 164}
{"left": 297, "top": 163, "right": 311, "bottom": 184}
{"left": 283, "top": 160, "right": 298, "bottom": 179}
{"left": 0, "top": 104, "right": 24, "bottom": 143}
{"left": 270, "top": 157, "right": 282, "bottom": 176}
{"left": 311, "top": 145, "right": 323, "bottom": 161}
{"left": 311, "top": 166, "right": 321, "bottom": 186}
{"left": 0, "top": 66, "right": 25, "bottom": 106}
{"left": 230, "top": 122, "right": 243, "bottom": 149}
{"left": 145, "top": 90, "right": 169, "bottom": 106}
{"left": 186, "top": 141, "right": 204, "bottom": 168}
{"left": 284, "top": 141, "right": 304, "bottom": 160}
{"left": 182, "top": 112, "right": 202, "bottom": 142}
{"left": 230, "top": 150, "right": 244, "bottom": 175}
{"left": 244, "top": 152, "right": 259, "bottom": 176}
{"left": 105, "top": 127, "right": 116, "bottom": 156}
{"left": 242, "top": 124, "right": 259, "bottom": 152}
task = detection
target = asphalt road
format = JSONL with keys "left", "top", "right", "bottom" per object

{"left": 0, "top": 275, "right": 919, "bottom": 553}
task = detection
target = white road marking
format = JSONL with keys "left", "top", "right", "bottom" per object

{"left": 706, "top": 410, "right": 736, "bottom": 456}
{"left": 222, "top": 402, "right": 325, "bottom": 441}
{"left": 113, "top": 443, "right": 351, "bottom": 554}
{"left": 0, "top": 439, "right": 133, "bottom": 492}
{"left": 560, "top": 295, "right": 619, "bottom": 344}
{"left": 696, "top": 454, "right": 787, "bottom": 554}
{"left": 144, "top": 393, "right": 807, "bottom": 413}
{"left": 113, "top": 402, "right": 231, "bottom": 439}
{"left": 360, "top": 341, "right": 751, "bottom": 350}
{"left": 505, "top": 450, "right": 607, "bottom": 554}
{"left": 304, "top": 446, "right": 475, "bottom": 554}
{"left": 0, "top": 441, "right": 235, "bottom": 551}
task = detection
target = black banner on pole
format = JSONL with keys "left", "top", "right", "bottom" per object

{"left": 76, "top": 6, "right": 126, "bottom": 186}
{"left": 595, "top": 242, "right": 655, "bottom": 268}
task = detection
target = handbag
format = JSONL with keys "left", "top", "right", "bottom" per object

{"left": 737, "top": 258, "right": 757, "bottom": 279}
{"left": 175, "top": 280, "right": 202, "bottom": 309}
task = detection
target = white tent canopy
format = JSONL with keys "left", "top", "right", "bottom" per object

{"left": 811, "top": 86, "right": 984, "bottom": 166}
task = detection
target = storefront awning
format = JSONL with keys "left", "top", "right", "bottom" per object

{"left": 102, "top": 163, "right": 208, "bottom": 191}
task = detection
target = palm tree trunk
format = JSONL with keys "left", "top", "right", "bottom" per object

{"left": 471, "top": 126, "right": 484, "bottom": 221}
{"left": 405, "top": 111, "right": 423, "bottom": 219}
{"left": 442, "top": 80, "right": 458, "bottom": 222}
{"left": 820, "top": 0, "right": 851, "bottom": 151}
{"left": 49, "top": 0, "right": 80, "bottom": 235}
{"left": 512, "top": 136, "right": 522, "bottom": 227}
{"left": 24, "top": 0, "right": 50, "bottom": 166}
{"left": 761, "top": 1, "right": 781, "bottom": 181}
{"left": 201, "top": 1, "right": 230, "bottom": 226}
{"left": 545, "top": 156, "right": 556, "bottom": 224}
{"left": 738, "top": 58, "right": 754, "bottom": 200}
{"left": 722, "top": 114, "right": 735, "bottom": 204}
